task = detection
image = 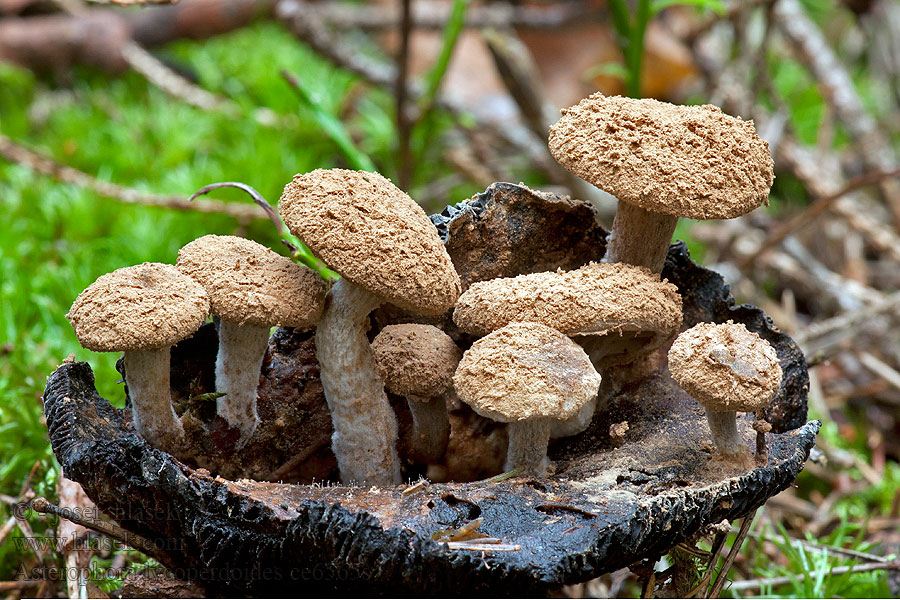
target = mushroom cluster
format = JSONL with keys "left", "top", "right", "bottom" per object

{"left": 63, "top": 94, "right": 786, "bottom": 488}
{"left": 66, "top": 239, "right": 328, "bottom": 457}
{"left": 177, "top": 234, "right": 328, "bottom": 447}
{"left": 279, "top": 169, "right": 461, "bottom": 485}
{"left": 547, "top": 93, "right": 782, "bottom": 461}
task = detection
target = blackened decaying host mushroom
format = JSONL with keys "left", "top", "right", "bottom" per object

{"left": 453, "top": 322, "right": 602, "bottom": 476}
{"left": 371, "top": 324, "right": 462, "bottom": 464}
{"left": 279, "top": 168, "right": 461, "bottom": 486}
{"left": 66, "top": 262, "right": 210, "bottom": 453}
{"left": 177, "top": 234, "right": 328, "bottom": 447}
{"left": 668, "top": 321, "right": 782, "bottom": 460}
{"left": 549, "top": 94, "right": 774, "bottom": 273}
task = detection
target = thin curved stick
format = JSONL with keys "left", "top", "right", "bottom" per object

{"left": 189, "top": 181, "right": 339, "bottom": 281}
{"left": 189, "top": 181, "right": 288, "bottom": 237}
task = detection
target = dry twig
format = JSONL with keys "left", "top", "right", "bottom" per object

{"left": 773, "top": 0, "right": 900, "bottom": 229}
{"left": 269, "top": 431, "right": 331, "bottom": 481}
{"left": 120, "top": 41, "right": 232, "bottom": 111}
{"left": 736, "top": 167, "right": 900, "bottom": 272}
{"left": 727, "top": 560, "right": 900, "bottom": 593}
{"left": 858, "top": 351, "right": 900, "bottom": 400}
{"left": 85, "top": 0, "right": 178, "bottom": 5}
{"left": 395, "top": 0, "right": 414, "bottom": 189}
{"left": 0, "top": 134, "right": 265, "bottom": 222}
{"left": 0, "top": 516, "right": 16, "bottom": 548}
{"left": 793, "top": 291, "right": 900, "bottom": 356}
{"left": 56, "top": 477, "right": 97, "bottom": 600}
{"left": 0, "top": 581, "right": 44, "bottom": 592}
{"left": 31, "top": 497, "right": 171, "bottom": 563}
{"left": 777, "top": 141, "right": 900, "bottom": 264}
{"left": 307, "top": 0, "right": 599, "bottom": 32}
{"left": 708, "top": 511, "right": 756, "bottom": 598}
{"left": 689, "top": 531, "right": 729, "bottom": 598}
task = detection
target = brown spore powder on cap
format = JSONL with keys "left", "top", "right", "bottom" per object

{"left": 371, "top": 324, "right": 461, "bottom": 398}
{"left": 548, "top": 94, "right": 774, "bottom": 220}
{"left": 453, "top": 322, "right": 601, "bottom": 423}
{"left": 453, "top": 262, "right": 682, "bottom": 337}
{"left": 668, "top": 321, "right": 782, "bottom": 412}
{"left": 280, "top": 169, "right": 461, "bottom": 315}
{"left": 177, "top": 234, "right": 327, "bottom": 328}
{"left": 67, "top": 262, "right": 210, "bottom": 352}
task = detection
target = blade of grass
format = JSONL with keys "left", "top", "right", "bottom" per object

{"left": 607, "top": 0, "right": 632, "bottom": 42}
{"left": 608, "top": 0, "right": 726, "bottom": 99}
{"left": 728, "top": 561, "right": 900, "bottom": 593}
{"left": 411, "top": 0, "right": 469, "bottom": 175}
{"left": 280, "top": 69, "right": 377, "bottom": 173}
{"left": 395, "top": 0, "right": 414, "bottom": 188}
{"left": 626, "top": 0, "right": 651, "bottom": 98}
{"left": 651, "top": 0, "right": 726, "bottom": 15}
{"left": 189, "top": 181, "right": 338, "bottom": 281}
{"left": 419, "top": 0, "right": 469, "bottom": 116}
{"left": 606, "top": 0, "right": 646, "bottom": 98}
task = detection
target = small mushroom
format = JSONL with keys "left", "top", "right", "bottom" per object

{"left": 668, "top": 321, "right": 782, "bottom": 460}
{"left": 453, "top": 322, "right": 602, "bottom": 476}
{"left": 177, "top": 235, "right": 327, "bottom": 446}
{"left": 66, "top": 263, "right": 210, "bottom": 452}
{"left": 371, "top": 324, "right": 462, "bottom": 464}
{"left": 608, "top": 421, "right": 629, "bottom": 448}
{"left": 549, "top": 94, "right": 774, "bottom": 273}
{"left": 280, "top": 169, "right": 461, "bottom": 485}
{"left": 549, "top": 395, "right": 597, "bottom": 440}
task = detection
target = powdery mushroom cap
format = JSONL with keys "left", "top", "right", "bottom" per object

{"left": 668, "top": 321, "right": 782, "bottom": 412}
{"left": 280, "top": 169, "right": 461, "bottom": 315}
{"left": 372, "top": 324, "right": 462, "bottom": 398}
{"left": 453, "top": 262, "right": 682, "bottom": 338}
{"left": 177, "top": 234, "right": 327, "bottom": 328}
{"left": 453, "top": 322, "right": 602, "bottom": 423}
{"left": 67, "top": 262, "right": 210, "bottom": 352}
{"left": 548, "top": 94, "right": 774, "bottom": 220}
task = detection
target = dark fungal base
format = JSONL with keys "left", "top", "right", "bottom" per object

{"left": 44, "top": 183, "right": 815, "bottom": 595}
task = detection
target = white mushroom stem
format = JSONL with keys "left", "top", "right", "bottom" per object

{"left": 505, "top": 418, "right": 552, "bottom": 476}
{"left": 603, "top": 201, "right": 679, "bottom": 273}
{"left": 550, "top": 395, "right": 596, "bottom": 439}
{"left": 705, "top": 408, "right": 742, "bottom": 457}
{"left": 315, "top": 278, "right": 401, "bottom": 485}
{"left": 406, "top": 395, "right": 450, "bottom": 464}
{"left": 215, "top": 320, "right": 269, "bottom": 447}
{"left": 123, "top": 347, "right": 184, "bottom": 450}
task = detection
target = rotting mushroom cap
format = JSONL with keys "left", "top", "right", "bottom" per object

{"left": 668, "top": 321, "right": 782, "bottom": 412}
{"left": 453, "top": 322, "right": 602, "bottom": 423}
{"left": 177, "top": 234, "right": 327, "bottom": 328}
{"left": 67, "top": 262, "right": 210, "bottom": 352}
{"left": 548, "top": 94, "right": 774, "bottom": 220}
{"left": 279, "top": 169, "right": 461, "bottom": 315}
{"left": 453, "top": 262, "right": 682, "bottom": 338}
{"left": 372, "top": 324, "right": 462, "bottom": 399}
